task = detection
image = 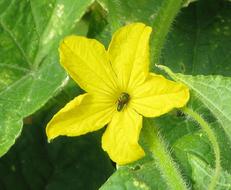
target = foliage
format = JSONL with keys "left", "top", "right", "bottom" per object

{"left": 0, "top": 0, "right": 230, "bottom": 189}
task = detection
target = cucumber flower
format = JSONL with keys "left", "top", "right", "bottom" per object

{"left": 46, "top": 23, "right": 189, "bottom": 165}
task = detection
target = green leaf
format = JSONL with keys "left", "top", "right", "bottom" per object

{"left": 158, "top": 64, "right": 231, "bottom": 142}
{"left": 0, "top": 0, "right": 93, "bottom": 156}
{"left": 152, "top": 93, "right": 231, "bottom": 180}
{"left": 172, "top": 123, "right": 231, "bottom": 176}
{"left": 173, "top": 131, "right": 214, "bottom": 174}
{"left": 182, "top": 0, "right": 197, "bottom": 7}
{"left": 171, "top": 73, "right": 231, "bottom": 144}
{"left": 97, "top": 0, "right": 162, "bottom": 32}
{"left": 100, "top": 158, "right": 167, "bottom": 190}
{"left": 94, "top": 0, "right": 166, "bottom": 49}
{"left": 189, "top": 154, "right": 231, "bottom": 190}
{"left": 0, "top": 120, "right": 114, "bottom": 190}
{"left": 161, "top": 0, "right": 231, "bottom": 75}
{"left": 175, "top": 119, "right": 231, "bottom": 171}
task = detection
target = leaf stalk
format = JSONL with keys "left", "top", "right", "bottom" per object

{"left": 144, "top": 119, "right": 188, "bottom": 190}
{"left": 151, "top": 0, "right": 183, "bottom": 68}
{"left": 182, "top": 107, "right": 221, "bottom": 190}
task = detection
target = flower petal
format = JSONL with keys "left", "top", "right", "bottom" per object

{"left": 46, "top": 93, "right": 115, "bottom": 141}
{"left": 108, "top": 23, "right": 152, "bottom": 91}
{"left": 131, "top": 74, "right": 190, "bottom": 117}
{"left": 60, "top": 36, "right": 118, "bottom": 95}
{"left": 102, "top": 108, "right": 145, "bottom": 165}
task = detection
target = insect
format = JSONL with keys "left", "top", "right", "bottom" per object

{"left": 117, "top": 92, "right": 130, "bottom": 112}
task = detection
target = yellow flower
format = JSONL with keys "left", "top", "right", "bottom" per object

{"left": 46, "top": 23, "right": 189, "bottom": 165}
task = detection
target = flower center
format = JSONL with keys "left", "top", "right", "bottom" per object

{"left": 117, "top": 92, "right": 130, "bottom": 112}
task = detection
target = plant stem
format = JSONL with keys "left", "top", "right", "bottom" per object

{"left": 151, "top": 0, "right": 183, "bottom": 67}
{"left": 144, "top": 119, "right": 188, "bottom": 190}
{"left": 182, "top": 107, "right": 221, "bottom": 190}
{"left": 156, "top": 65, "right": 221, "bottom": 189}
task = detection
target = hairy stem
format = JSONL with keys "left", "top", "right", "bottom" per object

{"left": 157, "top": 65, "right": 221, "bottom": 189}
{"left": 151, "top": 0, "right": 183, "bottom": 67}
{"left": 144, "top": 119, "right": 188, "bottom": 190}
{"left": 182, "top": 107, "right": 221, "bottom": 190}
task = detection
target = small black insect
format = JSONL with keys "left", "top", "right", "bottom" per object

{"left": 117, "top": 92, "right": 130, "bottom": 112}
{"left": 176, "top": 110, "right": 186, "bottom": 117}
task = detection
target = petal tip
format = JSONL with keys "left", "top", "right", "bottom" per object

{"left": 125, "top": 22, "right": 152, "bottom": 33}
{"left": 45, "top": 120, "right": 60, "bottom": 142}
{"left": 116, "top": 149, "right": 145, "bottom": 166}
{"left": 102, "top": 138, "right": 145, "bottom": 165}
{"left": 46, "top": 126, "right": 56, "bottom": 142}
{"left": 180, "top": 84, "right": 190, "bottom": 107}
